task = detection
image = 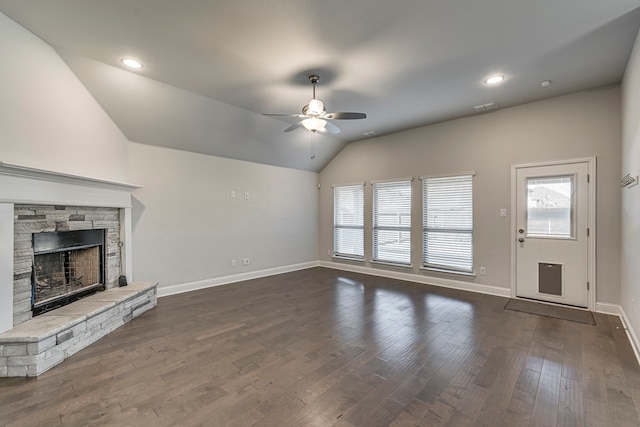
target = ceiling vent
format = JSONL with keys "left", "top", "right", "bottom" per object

{"left": 473, "top": 102, "right": 499, "bottom": 113}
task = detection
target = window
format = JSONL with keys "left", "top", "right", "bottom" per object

{"left": 373, "top": 179, "right": 412, "bottom": 265}
{"left": 422, "top": 174, "right": 473, "bottom": 273}
{"left": 526, "top": 175, "right": 574, "bottom": 238}
{"left": 333, "top": 184, "right": 364, "bottom": 258}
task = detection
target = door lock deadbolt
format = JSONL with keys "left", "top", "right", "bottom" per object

{"left": 518, "top": 229, "right": 524, "bottom": 234}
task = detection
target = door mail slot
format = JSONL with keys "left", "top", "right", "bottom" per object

{"left": 538, "top": 263, "right": 562, "bottom": 296}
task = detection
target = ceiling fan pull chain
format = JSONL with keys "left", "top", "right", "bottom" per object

{"left": 310, "top": 131, "right": 316, "bottom": 159}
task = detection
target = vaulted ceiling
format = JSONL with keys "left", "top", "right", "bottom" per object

{"left": 1, "top": 1, "right": 639, "bottom": 172}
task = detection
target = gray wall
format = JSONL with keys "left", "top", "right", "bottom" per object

{"left": 129, "top": 142, "right": 319, "bottom": 289}
{"left": 621, "top": 28, "right": 640, "bottom": 334}
{"left": 319, "top": 85, "right": 621, "bottom": 304}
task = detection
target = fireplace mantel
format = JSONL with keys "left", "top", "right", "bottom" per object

{"left": 0, "top": 161, "right": 141, "bottom": 207}
{"left": 0, "top": 162, "right": 142, "bottom": 333}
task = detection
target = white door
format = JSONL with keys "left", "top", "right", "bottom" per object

{"left": 515, "top": 161, "right": 591, "bottom": 308}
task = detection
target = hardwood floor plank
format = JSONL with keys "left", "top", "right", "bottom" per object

{"left": 531, "top": 348, "right": 563, "bottom": 427}
{"left": 557, "top": 377, "right": 584, "bottom": 427}
{"left": 1, "top": 267, "right": 639, "bottom": 426}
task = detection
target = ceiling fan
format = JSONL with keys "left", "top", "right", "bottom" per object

{"left": 263, "top": 74, "right": 366, "bottom": 134}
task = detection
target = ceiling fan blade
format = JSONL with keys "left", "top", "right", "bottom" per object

{"left": 319, "top": 121, "right": 341, "bottom": 134}
{"left": 284, "top": 122, "right": 304, "bottom": 132}
{"left": 263, "top": 113, "right": 307, "bottom": 118}
{"left": 324, "top": 112, "right": 367, "bottom": 120}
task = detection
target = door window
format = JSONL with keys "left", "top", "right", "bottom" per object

{"left": 526, "top": 175, "right": 574, "bottom": 238}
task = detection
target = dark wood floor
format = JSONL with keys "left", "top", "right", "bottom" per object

{"left": 2, "top": 267, "right": 640, "bottom": 427}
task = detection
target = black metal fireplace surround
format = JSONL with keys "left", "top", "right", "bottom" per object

{"left": 32, "top": 229, "right": 106, "bottom": 315}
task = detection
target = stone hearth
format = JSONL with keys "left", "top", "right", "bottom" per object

{"left": 0, "top": 281, "right": 157, "bottom": 377}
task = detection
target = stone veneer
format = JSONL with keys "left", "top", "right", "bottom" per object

{"left": 13, "top": 205, "right": 122, "bottom": 326}
{"left": 0, "top": 282, "right": 157, "bottom": 377}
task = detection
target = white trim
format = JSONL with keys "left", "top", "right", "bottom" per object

{"left": 332, "top": 182, "right": 365, "bottom": 188}
{"left": 0, "top": 162, "right": 142, "bottom": 208}
{"left": 420, "top": 266, "right": 475, "bottom": 277}
{"left": 371, "top": 260, "right": 412, "bottom": 269}
{"left": 595, "top": 302, "right": 620, "bottom": 316}
{"left": 510, "top": 157, "right": 596, "bottom": 311}
{"left": 157, "top": 261, "right": 319, "bottom": 298}
{"left": 600, "top": 303, "right": 640, "bottom": 367}
{"left": 420, "top": 171, "right": 476, "bottom": 180}
{"left": 370, "top": 177, "right": 414, "bottom": 184}
{"left": 320, "top": 260, "right": 511, "bottom": 298}
{"left": 0, "top": 161, "right": 141, "bottom": 192}
{"left": 0, "top": 204, "right": 14, "bottom": 334}
{"left": 619, "top": 306, "right": 640, "bottom": 367}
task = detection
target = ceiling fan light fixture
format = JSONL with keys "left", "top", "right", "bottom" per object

{"left": 302, "top": 118, "right": 327, "bottom": 131}
{"left": 307, "top": 99, "right": 325, "bottom": 115}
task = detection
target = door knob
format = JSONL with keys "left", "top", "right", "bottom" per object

{"left": 518, "top": 229, "right": 524, "bottom": 234}
{"left": 518, "top": 238, "right": 524, "bottom": 243}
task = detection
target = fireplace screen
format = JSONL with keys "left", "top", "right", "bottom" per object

{"left": 32, "top": 229, "right": 106, "bottom": 315}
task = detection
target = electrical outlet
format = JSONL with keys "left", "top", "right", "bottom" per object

{"left": 230, "top": 191, "right": 236, "bottom": 199}
{"left": 479, "top": 267, "right": 486, "bottom": 275}
{"left": 243, "top": 258, "right": 250, "bottom": 266}
{"left": 231, "top": 259, "right": 236, "bottom": 267}
{"left": 327, "top": 249, "right": 331, "bottom": 257}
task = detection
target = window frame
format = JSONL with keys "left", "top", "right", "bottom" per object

{"left": 333, "top": 183, "right": 365, "bottom": 260}
{"left": 421, "top": 172, "right": 474, "bottom": 274}
{"left": 372, "top": 178, "right": 413, "bottom": 266}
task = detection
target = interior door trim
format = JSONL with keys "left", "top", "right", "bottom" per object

{"left": 510, "top": 157, "right": 596, "bottom": 311}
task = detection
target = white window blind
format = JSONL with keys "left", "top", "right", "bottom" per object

{"left": 334, "top": 184, "right": 364, "bottom": 258}
{"left": 422, "top": 174, "right": 473, "bottom": 273}
{"left": 373, "top": 180, "right": 412, "bottom": 265}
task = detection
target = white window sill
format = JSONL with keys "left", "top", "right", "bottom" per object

{"left": 420, "top": 266, "right": 476, "bottom": 278}
{"left": 371, "top": 260, "right": 412, "bottom": 269}
{"left": 332, "top": 255, "right": 365, "bottom": 263}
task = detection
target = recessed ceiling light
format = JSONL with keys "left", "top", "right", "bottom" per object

{"left": 121, "top": 58, "right": 143, "bottom": 69}
{"left": 485, "top": 75, "right": 505, "bottom": 85}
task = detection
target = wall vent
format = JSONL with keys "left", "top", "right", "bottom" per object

{"left": 473, "top": 102, "right": 499, "bottom": 113}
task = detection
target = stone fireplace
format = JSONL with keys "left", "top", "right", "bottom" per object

{"left": 14, "top": 206, "right": 122, "bottom": 322}
{"left": 0, "top": 162, "right": 140, "bottom": 333}
{"left": 0, "top": 162, "right": 157, "bottom": 377}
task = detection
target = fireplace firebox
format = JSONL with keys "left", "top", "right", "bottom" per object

{"left": 32, "top": 229, "right": 106, "bottom": 315}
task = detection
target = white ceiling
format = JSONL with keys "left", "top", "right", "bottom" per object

{"left": 2, "top": 0, "right": 640, "bottom": 172}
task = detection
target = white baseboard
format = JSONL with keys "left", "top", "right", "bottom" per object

{"left": 594, "top": 302, "right": 640, "bottom": 366}
{"left": 595, "top": 302, "right": 621, "bottom": 316}
{"left": 156, "top": 261, "right": 319, "bottom": 298}
{"left": 318, "top": 260, "right": 512, "bottom": 298}
{"left": 618, "top": 305, "right": 640, "bottom": 367}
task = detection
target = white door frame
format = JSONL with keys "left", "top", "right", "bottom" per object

{"left": 510, "top": 157, "right": 597, "bottom": 311}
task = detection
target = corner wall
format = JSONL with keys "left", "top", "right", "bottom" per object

{"left": 621, "top": 28, "right": 640, "bottom": 342}
{"left": 319, "top": 86, "right": 622, "bottom": 304}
